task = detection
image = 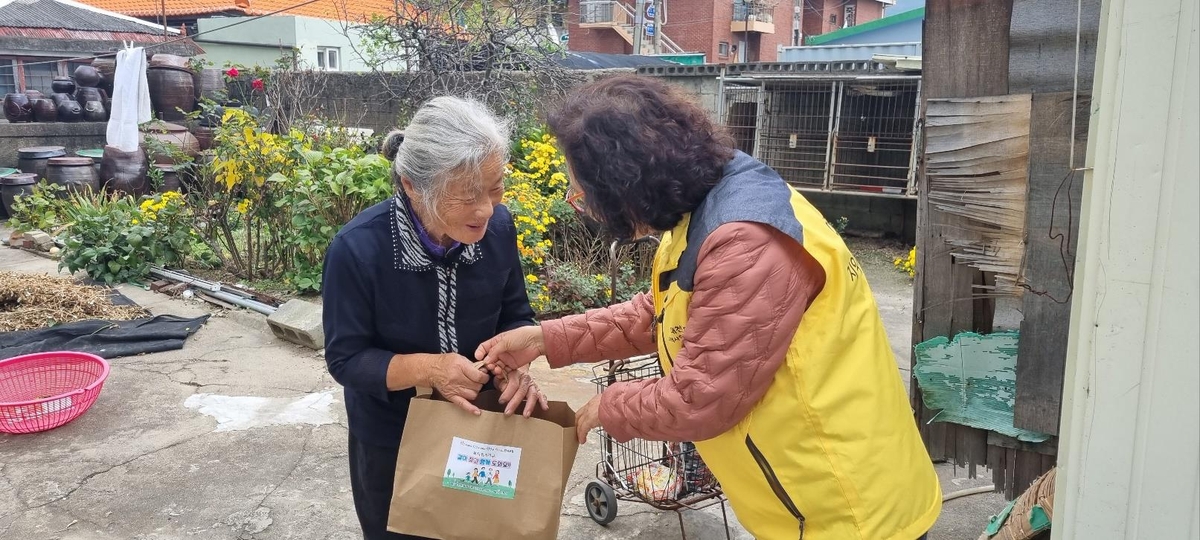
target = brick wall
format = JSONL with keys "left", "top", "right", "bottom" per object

{"left": 564, "top": 0, "right": 824, "bottom": 63}
{"left": 566, "top": 0, "right": 632, "bottom": 54}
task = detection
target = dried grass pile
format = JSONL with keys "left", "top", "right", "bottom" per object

{"left": 0, "top": 272, "right": 147, "bottom": 332}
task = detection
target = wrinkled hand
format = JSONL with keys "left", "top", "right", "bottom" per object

{"left": 431, "top": 353, "right": 490, "bottom": 415}
{"left": 575, "top": 394, "right": 603, "bottom": 444}
{"left": 494, "top": 368, "right": 550, "bottom": 417}
{"left": 475, "top": 326, "right": 545, "bottom": 373}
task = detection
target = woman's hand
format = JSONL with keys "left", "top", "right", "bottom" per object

{"left": 575, "top": 394, "right": 603, "bottom": 444}
{"left": 430, "top": 353, "right": 490, "bottom": 415}
{"left": 494, "top": 368, "right": 550, "bottom": 417}
{"left": 475, "top": 326, "right": 546, "bottom": 373}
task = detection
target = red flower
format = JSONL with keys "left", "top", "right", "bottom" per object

{"left": 251, "top": 78, "right": 265, "bottom": 92}
{"left": 225, "top": 67, "right": 240, "bottom": 78}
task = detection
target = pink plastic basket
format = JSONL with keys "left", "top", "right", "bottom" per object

{"left": 0, "top": 352, "right": 110, "bottom": 434}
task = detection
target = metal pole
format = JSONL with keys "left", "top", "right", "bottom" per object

{"left": 161, "top": 0, "right": 167, "bottom": 38}
{"left": 633, "top": 0, "right": 645, "bottom": 55}
{"left": 822, "top": 81, "right": 841, "bottom": 191}
{"left": 653, "top": 0, "right": 663, "bottom": 54}
{"left": 906, "top": 79, "right": 923, "bottom": 196}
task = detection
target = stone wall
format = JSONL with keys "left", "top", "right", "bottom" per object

{"left": 0, "top": 122, "right": 108, "bottom": 171}
{"left": 290, "top": 69, "right": 636, "bottom": 135}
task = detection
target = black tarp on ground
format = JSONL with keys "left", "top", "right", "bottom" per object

{"left": 0, "top": 315, "right": 210, "bottom": 360}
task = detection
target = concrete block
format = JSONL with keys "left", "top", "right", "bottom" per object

{"left": 27, "top": 230, "right": 54, "bottom": 251}
{"left": 266, "top": 299, "right": 324, "bottom": 350}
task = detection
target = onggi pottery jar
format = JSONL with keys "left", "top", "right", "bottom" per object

{"left": 76, "top": 148, "right": 105, "bottom": 177}
{"left": 91, "top": 58, "right": 116, "bottom": 95}
{"left": 73, "top": 65, "right": 102, "bottom": 88}
{"left": 75, "top": 86, "right": 103, "bottom": 106}
{"left": 1, "top": 173, "right": 38, "bottom": 219}
{"left": 56, "top": 99, "right": 83, "bottom": 122}
{"left": 17, "top": 146, "right": 67, "bottom": 181}
{"left": 4, "top": 93, "right": 33, "bottom": 123}
{"left": 47, "top": 157, "right": 101, "bottom": 194}
{"left": 151, "top": 164, "right": 184, "bottom": 192}
{"left": 52, "top": 77, "right": 76, "bottom": 94}
{"left": 32, "top": 99, "right": 57, "bottom": 122}
{"left": 82, "top": 100, "right": 107, "bottom": 122}
{"left": 194, "top": 68, "right": 227, "bottom": 102}
{"left": 140, "top": 121, "right": 200, "bottom": 164}
{"left": 0, "top": 168, "right": 16, "bottom": 219}
{"left": 100, "top": 145, "right": 150, "bottom": 196}
{"left": 191, "top": 125, "right": 215, "bottom": 150}
{"left": 147, "top": 65, "right": 197, "bottom": 121}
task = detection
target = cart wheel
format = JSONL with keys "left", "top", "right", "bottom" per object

{"left": 585, "top": 481, "right": 618, "bottom": 525}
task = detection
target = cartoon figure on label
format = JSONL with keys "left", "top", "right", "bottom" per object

{"left": 484, "top": 468, "right": 494, "bottom": 485}
{"left": 492, "top": 470, "right": 501, "bottom": 486}
{"left": 471, "top": 468, "right": 479, "bottom": 483}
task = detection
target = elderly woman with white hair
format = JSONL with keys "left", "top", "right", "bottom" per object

{"left": 322, "top": 97, "right": 546, "bottom": 539}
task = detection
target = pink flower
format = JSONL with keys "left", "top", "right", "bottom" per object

{"left": 251, "top": 78, "right": 265, "bottom": 92}
{"left": 225, "top": 67, "right": 240, "bottom": 78}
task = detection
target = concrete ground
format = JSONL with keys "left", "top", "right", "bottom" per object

{"left": 0, "top": 237, "right": 1005, "bottom": 540}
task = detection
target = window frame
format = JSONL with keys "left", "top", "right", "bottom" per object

{"left": 316, "top": 47, "right": 342, "bottom": 72}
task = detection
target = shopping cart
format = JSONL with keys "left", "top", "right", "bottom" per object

{"left": 582, "top": 238, "right": 731, "bottom": 539}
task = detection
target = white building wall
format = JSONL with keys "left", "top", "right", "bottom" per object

{"left": 1053, "top": 0, "right": 1200, "bottom": 538}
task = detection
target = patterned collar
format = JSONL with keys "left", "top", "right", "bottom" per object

{"left": 390, "top": 196, "right": 483, "bottom": 271}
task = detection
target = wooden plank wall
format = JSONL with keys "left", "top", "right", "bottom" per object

{"left": 1013, "top": 92, "right": 1090, "bottom": 435}
{"left": 913, "top": 0, "right": 1062, "bottom": 499}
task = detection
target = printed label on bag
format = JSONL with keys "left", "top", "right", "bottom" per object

{"left": 442, "top": 437, "right": 521, "bottom": 499}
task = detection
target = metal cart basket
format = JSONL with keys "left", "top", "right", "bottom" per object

{"left": 582, "top": 238, "right": 731, "bottom": 539}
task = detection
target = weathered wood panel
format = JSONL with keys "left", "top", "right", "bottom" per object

{"left": 913, "top": 0, "right": 1016, "bottom": 472}
{"left": 1013, "top": 92, "right": 1090, "bottom": 435}
{"left": 925, "top": 95, "right": 1031, "bottom": 297}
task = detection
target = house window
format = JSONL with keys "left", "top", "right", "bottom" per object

{"left": 718, "top": 41, "right": 730, "bottom": 57}
{"left": 0, "top": 59, "right": 16, "bottom": 96}
{"left": 317, "top": 47, "right": 341, "bottom": 71}
{"left": 844, "top": 4, "right": 856, "bottom": 27}
{"left": 23, "top": 61, "right": 59, "bottom": 95}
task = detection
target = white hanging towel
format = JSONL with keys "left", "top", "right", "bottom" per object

{"left": 105, "top": 47, "right": 153, "bottom": 152}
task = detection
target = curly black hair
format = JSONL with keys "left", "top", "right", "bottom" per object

{"left": 547, "top": 75, "right": 734, "bottom": 239}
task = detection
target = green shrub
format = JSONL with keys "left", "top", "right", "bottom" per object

{"left": 58, "top": 191, "right": 194, "bottom": 285}
{"left": 7, "top": 181, "right": 68, "bottom": 233}
{"left": 275, "top": 147, "right": 393, "bottom": 292}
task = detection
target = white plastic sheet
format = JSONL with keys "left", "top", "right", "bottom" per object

{"left": 105, "top": 48, "right": 152, "bottom": 152}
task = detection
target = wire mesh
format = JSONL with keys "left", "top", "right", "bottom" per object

{"left": 829, "top": 80, "right": 920, "bottom": 194}
{"left": 757, "top": 81, "right": 838, "bottom": 188}
{"left": 591, "top": 356, "right": 722, "bottom": 508}
{"left": 720, "top": 77, "right": 921, "bottom": 196}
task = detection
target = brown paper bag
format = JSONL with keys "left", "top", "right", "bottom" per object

{"left": 387, "top": 390, "right": 579, "bottom": 540}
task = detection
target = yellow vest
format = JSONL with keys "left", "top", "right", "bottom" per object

{"left": 651, "top": 153, "right": 941, "bottom": 540}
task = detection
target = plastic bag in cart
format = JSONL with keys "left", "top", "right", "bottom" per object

{"left": 627, "top": 462, "right": 682, "bottom": 501}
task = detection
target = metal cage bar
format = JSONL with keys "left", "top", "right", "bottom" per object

{"left": 718, "top": 76, "right": 922, "bottom": 198}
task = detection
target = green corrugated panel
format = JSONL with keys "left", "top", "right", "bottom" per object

{"left": 655, "top": 53, "right": 706, "bottom": 65}
{"left": 914, "top": 331, "right": 1052, "bottom": 443}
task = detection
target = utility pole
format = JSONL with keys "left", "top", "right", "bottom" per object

{"left": 652, "top": 0, "right": 662, "bottom": 54}
{"left": 632, "top": 0, "right": 644, "bottom": 55}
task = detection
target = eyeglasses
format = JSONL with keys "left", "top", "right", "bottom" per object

{"left": 566, "top": 186, "right": 586, "bottom": 215}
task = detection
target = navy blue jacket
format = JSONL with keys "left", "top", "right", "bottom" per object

{"left": 322, "top": 197, "right": 536, "bottom": 447}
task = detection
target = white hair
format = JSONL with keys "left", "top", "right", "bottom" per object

{"left": 383, "top": 96, "right": 511, "bottom": 215}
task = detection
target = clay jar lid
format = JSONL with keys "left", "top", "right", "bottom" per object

{"left": 17, "top": 146, "right": 66, "bottom": 159}
{"left": 141, "top": 121, "right": 188, "bottom": 133}
{"left": 76, "top": 149, "right": 105, "bottom": 163}
{"left": 149, "top": 54, "right": 189, "bottom": 69}
{"left": 47, "top": 157, "right": 94, "bottom": 167}
{"left": 1, "top": 173, "right": 37, "bottom": 186}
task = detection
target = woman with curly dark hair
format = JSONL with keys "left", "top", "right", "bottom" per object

{"left": 478, "top": 76, "right": 940, "bottom": 539}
